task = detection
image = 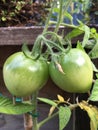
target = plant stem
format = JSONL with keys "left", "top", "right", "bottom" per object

{"left": 38, "top": 103, "right": 79, "bottom": 129}
{"left": 31, "top": 35, "right": 43, "bottom": 58}
{"left": 42, "top": 1, "right": 56, "bottom": 34}
{"left": 31, "top": 1, "right": 56, "bottom": 57}
{"left": 41, "top": 35, "right": 64, "bottom": 52}
{"left": 38, "top": 111, "right": 59, "bottom": 129}
{"left": 54, "top": 0, "right": 73, "bottom": 34}
{"left": 49, "top": 21, "right": 77, "bottom": 29}
{"left": 32, "top": 92, "right": 39, "bottom": 130}
{"left": 63, "top": 0, "right": 73, "bottom": 15}
{"left": 54, "top": 0, "right": 63, "bottom": 34}
{"left": 43, "top": 31, "right": 64, "bottom": 48}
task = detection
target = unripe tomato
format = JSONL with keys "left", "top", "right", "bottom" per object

{"left": 49, "top": 48, "right": 93, "bottom": 93}
{"left": 3, "top": 52, "right": 49, "bottom": 97}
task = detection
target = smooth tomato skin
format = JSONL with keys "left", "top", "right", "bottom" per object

{"left": 49, "top": 48, "right": 93, "bottom": 93}
{"left": 3, "top": 52, "right": 49, "bottom": 97}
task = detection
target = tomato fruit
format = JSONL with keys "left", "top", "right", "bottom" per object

{"left": 49, "top": 48, "right": 93, "bottom": 93}
{"left": 3, "top": 52, "right": 49, "bottom": 97}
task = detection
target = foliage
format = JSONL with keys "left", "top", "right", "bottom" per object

{"left": 0, "top": 96, "right": 34, "bottom": 115}
{"left": 89, "top": 79, "right": 98, "bottom": 101}
{"left": 79, "top": 101, "right": 98, "bottom": 130}
{"left": 59, "top": 106, "right": 71, "bottom": 130}
{"left": 51, "top": 0, "right": 98, "bottom": 24}
{"left": 71, "top": 0, "right": 98, "bottom": 24}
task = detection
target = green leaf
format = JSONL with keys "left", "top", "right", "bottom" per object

{"left": 92, "top": 62, "right": 98, "bottom": 72}
{"left": 96, "top": 74, "right": 98, "bottom": 79}
{"left": 0, "top": 96, "right": 34, "bottom": 115}
{"left": 85, "top": 39, "right": 95, "bottom": 49}
{"left": 91, "top": 28, "right": 97, "bottom": 34}
{"left": 82, "top": 0, "right": 90, "bottom": 12}
{"left": 89, "top": 40, "right": 98, "bottom": 59}
{"left": 65, "top": 27, "right": 83, "bottom": 40}
{"left": 59, "top": 106, "right": 71, "bottom": 130}
{"left": 76, "top": 41, "right": 85, "bottom": 51}
{"left": 53, "top": 8, "right": 60, "bottom": 13}
{"left": 89, "top": 80, "right": 98, "bottom": 101}
{"left": 82, "top": 25, "right": 90, "bottom": 47}
{"left": 38, "top": 97, "right": 57, "bottom": 107}
{"left": 64, "top": 11, "right": 73, "bottom": 23}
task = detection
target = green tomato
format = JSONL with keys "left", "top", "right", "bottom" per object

{"left": 3, "top": 52, "right": 49, "bottom": 97}
{"left": 49, "top": 48, "right": 93, "bottom": 93}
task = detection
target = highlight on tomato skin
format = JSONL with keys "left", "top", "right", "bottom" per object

{"left": 3, "top": 52, "right": 49, "bottom": 97}
{"left": 49, "top": 48, "right": 93, "bottom": 93}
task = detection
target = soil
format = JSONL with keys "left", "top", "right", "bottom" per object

{"left": 0, "top": 1, "right": 49, "bottom": 27}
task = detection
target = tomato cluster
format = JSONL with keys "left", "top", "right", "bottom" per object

{"left": 3, "top": 47, "right": 93, "bottom": 97}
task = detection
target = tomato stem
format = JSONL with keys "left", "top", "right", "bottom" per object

{"left": 53, "top": 0, "right": 63, "bottom": 34}
{"left": 38, "top": 111, "right": 59, "bottom": 129}
{"left": 31, "top": 0, "right": 74, "bottom": 59}
{"left": 42, "top": 1, "right": 56, "bottom": 34}
{"left": 31, "top": 0, "right": 64, "bottom": 59}
{"left": 31, "top": 34, "right": 65, "bottom": 60}
{"left": 43, "top": 31, "right": 64, "bottom": 48}
{"left": 31, "top": 35, "right": 42, "bottom": 59}
{"left": 41, "top": 35, "right": 64, "bottom": 52}
{"left": 38, "top": 103, "right": 79, "bottom": 129}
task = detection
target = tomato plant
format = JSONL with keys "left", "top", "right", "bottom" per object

{"left": 1, "top": 0, "right": 98, "bottom": 130}
{"left": 49, "top": 48, "right": 93, "bottom": 93}
{"left": 3, "top": 52, "right": 49, "bottom": 97}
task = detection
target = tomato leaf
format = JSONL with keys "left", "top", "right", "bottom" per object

{"left": 79, "top": 101, "right": 98, "bottom": 130}
{"left": 82, "top": 25, "right": 90, "bottom": 47}
{"left": 65, "top": 27, "right": 83, "bottom": 40}
{"left": 89, "top": 80, "right": 98, "bottom": 101}
{"left": 91, "top": 28, "right": 97, "bottom": 34}
{"left": 59, "top": 106, "right": 71, "bottom": 130}
{"left": 96, "top": 74, "right": 98, "bottom": 79}
{"left": 0, "top": 96, "right": 34, "bottom": 115}
{"left": 38, "top": 97, "right": 57, "bottom": 107}
{"left": 64, "top": 11, "right": 73, "bottom": 23}
{"left": 53, "top": 7, "right": 60, "bottom": 13}
{"left": 90, "top": 107, "right": 98, "bottom": 130}
{"left": 89, "top": 40, "right": 98, "bottom": 59}
{"left": 85, "top": 40, "right": 96, "bottom": 49}
{"left": 92, "top": 62, "right": 98, "bottom": 72}
{"left": 76, "top": 41, "right": 85, "bottom": 51}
